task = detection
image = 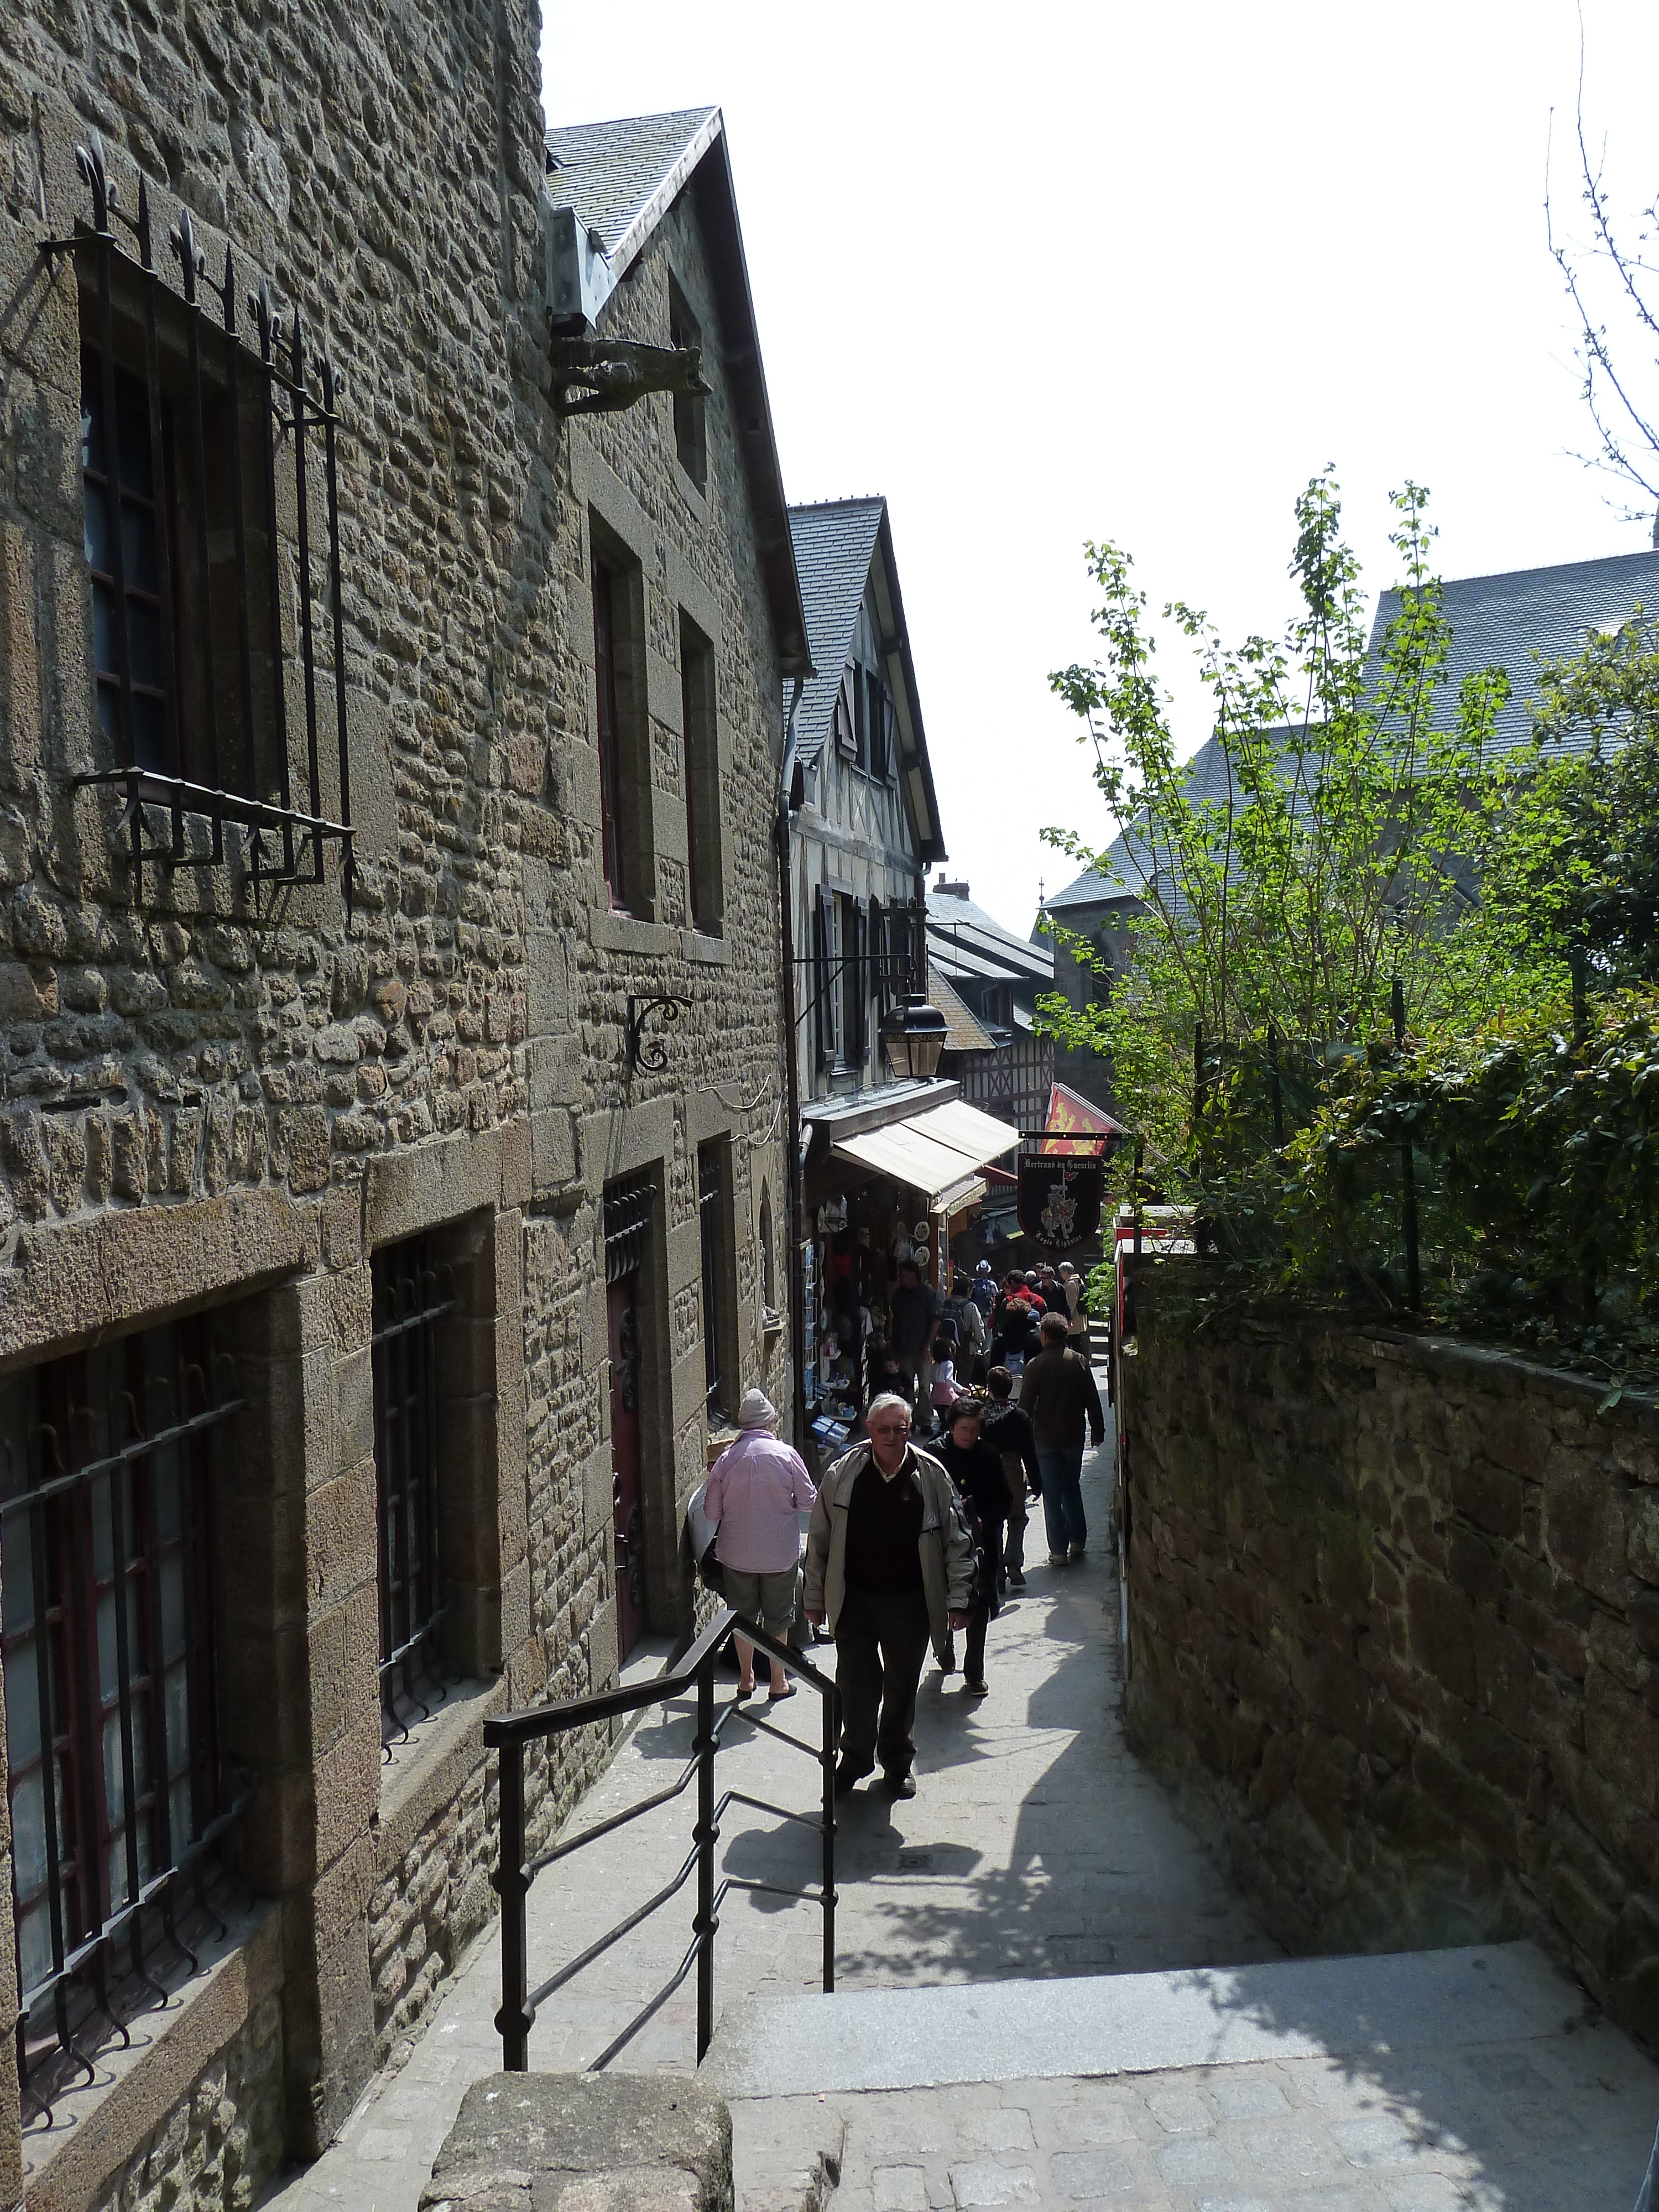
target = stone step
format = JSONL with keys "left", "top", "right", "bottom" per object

{"left": 716, "top": 1943, "right": 1659, "bottom": 2210}
{"left": 705, "top": 1939, "right": 1586, "bottom": 2100}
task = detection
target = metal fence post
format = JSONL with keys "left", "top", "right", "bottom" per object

{"left": 494, "top": 1741, "right": 531, "bottom": 2070}
{"left": 693, "top": 1650, "right": 717, "bottom": 2060}
{"left": 821, "top": 1681, "right": 838, "bottom": 1994}
{"left": 1267, "top": 1023, "right": 1284, "bottom": 1148}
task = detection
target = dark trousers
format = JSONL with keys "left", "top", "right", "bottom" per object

{"left": 964, "top": 1597, "right": 990, "bottom": 1684}
{"left": 1003, "top": 1501, "right": 1027, "bottom": 1582}
{"left": 1039, "top": 1447, "right": 1087, "bottom": 1553}
{"left": 835, "top": 1583, "right": 932, "bottom": 1780}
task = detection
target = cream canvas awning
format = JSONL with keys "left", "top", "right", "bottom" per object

{"left": 832, "top": 1099, "right": 1018, "bottom": 1213}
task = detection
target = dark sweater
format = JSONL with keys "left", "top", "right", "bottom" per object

{"left": 936, "top": 1437, "right": 1009, "bottom": 1540}
{"left": 981, "top": 1401, "right": 1040, "bottom": 1498}
{"left": 843, "top": 1458, "right": 925, "bottom": 1594}
{"left": 1018, "top": 1345, "right": 1105, "bottom": 1452}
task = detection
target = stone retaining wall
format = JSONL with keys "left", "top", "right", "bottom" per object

{"left": 1119, "top": 1259, "right": 1659, "bottom": 2043}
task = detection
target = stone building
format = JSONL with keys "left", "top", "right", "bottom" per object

{"left": 0, "top": 9, "right": 804, "bottom": 2198}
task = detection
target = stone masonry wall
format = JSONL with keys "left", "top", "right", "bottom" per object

{"left": 0, "top": 0, "right": 796, "bottom": 2182}
{"left": 1120, "top": 1258, "right": 1659, "bottom": 2046}
{"left": 369, "top": 1754, "right": 497, "bottom": 2060}
{"left": 84, "top": 1983, "right": 284, "bottom": 2212}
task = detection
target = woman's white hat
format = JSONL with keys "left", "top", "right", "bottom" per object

{"left": 737, "top": 1389, "right": 778, "bottom": 1429}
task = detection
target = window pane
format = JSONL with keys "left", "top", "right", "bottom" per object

{"left": 113, "top": 382, "right": 152, "bottom": 499}
{"left": 91, "top": 577, "right": 116, "bottom": 675}
{"left": 127, "top": 592, "right": 162, "bottom": 690}
{"left": 84, "top": 473, "right": 113, "bottom": 573}
{"left": 121, "top": 499, "right": 158, "bottom": 593}
{"left": 5, "top": 1634, "right": 40, "bottom": 1768}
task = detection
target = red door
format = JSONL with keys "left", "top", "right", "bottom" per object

{"left": 608, "top": 1274, "right": 645, "bottom": 1661}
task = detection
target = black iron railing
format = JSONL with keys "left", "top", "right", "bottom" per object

{"left": 485, "top": 1609, "right": 837, "bottom": 2070}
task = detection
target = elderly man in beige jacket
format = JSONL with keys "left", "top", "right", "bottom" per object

{"left": 804, "top": 1392, "right": 973, "bottom": 1799}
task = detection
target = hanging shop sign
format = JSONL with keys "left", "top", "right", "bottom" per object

{"left": 1017, "top": 1155, "right": 1103, "bottom": 1250}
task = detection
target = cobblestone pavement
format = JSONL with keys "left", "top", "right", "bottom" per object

{"left": 265, "top": 1413, "right": 1286, "bottom": 2208}
{"left": 737, "top": 2028, "right": 1659, "bottom": 2212}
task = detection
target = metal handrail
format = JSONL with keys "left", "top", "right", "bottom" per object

{"left": 484, "top": 1606, "right": 838, "bottom": 2070}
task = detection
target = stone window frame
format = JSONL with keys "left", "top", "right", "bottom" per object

{"left": 569, "top": 437, "right": 733, "bottom": 967}
{"left": 364, "top": 1202, "right": 520, "bottom": 1785}
{"left": 45, "top": 142, "right": 357, "bottom": 928}
{"left": 666, "top": 270, "right": 707, "bottom": 494}
{"left": 0, "top": 1232, "right": 311, "bottom": 2201}
{"left": 678, "top": 606, "right": 722, "bottom": 938}
{"left": 587, "top": 513, "right": 653, "bottom": 919}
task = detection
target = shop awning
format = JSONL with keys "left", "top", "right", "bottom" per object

{"left": 832, "top": 1098, "right": 1018, "bottom": 1212}
{"left": 932, "top": 1174, "right": 987, "bottom": 1219}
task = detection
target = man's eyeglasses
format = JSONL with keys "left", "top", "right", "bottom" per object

{"left": 869, "top": 1421, "right": 910, "bottom": 1438}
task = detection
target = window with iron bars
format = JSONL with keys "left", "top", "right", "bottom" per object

{"left": 46, "top": 134, "right": 354, "bottom": 910}
{"left": 371, "top": 1238, "right": 459, "bottom": 1748}
{"left": 698, "top": 1142, "right": 734, "bottom": 1424}
{"left": 1, "top": 1317, "right": 244, "bottom": 2118}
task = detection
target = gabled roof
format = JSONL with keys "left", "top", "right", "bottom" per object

{"left": 542, "top": 108, "right": 811, "bottom": 677}
{"left": 927, "top": 888, "right": 1055, "bottom": 993}
{"left": 1046, "top": 544, "right": 1659, "bottom": 923}
{"left": 927, "top": 962, "right": 997, "bottom": 1053}
{"left": 544, "top": 107, "right": 724, "bottom": 273}
{"left": 790, "top": 499, "right": 886, "bottom": 768}
{"left": 1368, "top": 547, "right": 1659, "bottom": 758}
{"left": 787, "top": 495, "right": 946, "bottom": 860}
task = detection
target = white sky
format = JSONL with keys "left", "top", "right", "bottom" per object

{"left": 541, "top": 0, "right": 1659, "bottom": 941}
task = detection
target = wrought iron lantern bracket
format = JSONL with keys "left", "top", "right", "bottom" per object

{"left": 627, "top": 993, "right": 693, "bottom": 1074}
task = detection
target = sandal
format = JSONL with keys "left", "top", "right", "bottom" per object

{"left": 735, "top": 1681, "right": 755, "bottom": 1700}
{"left": 768, "top": 1682, "right": 797, "bottom": 1702}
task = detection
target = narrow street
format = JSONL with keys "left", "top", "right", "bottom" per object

{"left": 265, "top": 1417, "right": 1281, "bottom": 2209}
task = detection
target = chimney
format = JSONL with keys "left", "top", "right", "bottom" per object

{"left": 936, "top": 880, "right": 969, "bottom": 899}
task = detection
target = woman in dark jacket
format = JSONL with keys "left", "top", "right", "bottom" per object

{"left": 936, "top": 1400, "right": 1009, "bottom": 1695}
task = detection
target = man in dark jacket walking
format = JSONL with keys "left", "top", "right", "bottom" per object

{"left": 1019, "top": 1312, "right": 1105, "bottom": 1565}
{"left": 981, "top": 1365, "right": 1040, "bottom": 1588}
{"left": 937, "top": 1400, "right": 1008, "bottom": 1694}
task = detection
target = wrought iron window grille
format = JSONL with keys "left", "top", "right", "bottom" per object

{"left": 603, "top": 1177, "right": 654, "bottom": 1285}
{"left": 370, "top": 1245, "right": 460, "bottom": 1752}
{"left": 42, "top": 135, "right": 355, "bottom": 917}
{"left": 1, "top": 1327, "right": 248, "bottom": 2123}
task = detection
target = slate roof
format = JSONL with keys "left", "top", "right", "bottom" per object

{"left": 927, "top": 962, "right": 997, "bottom": 1053}
{"left": 789, "top": 499, "right": 887, "bottom": 768}
{"left": 1369, "top": 547, "right": 1659, "bottom": 758}
{"left": 1045, "top": 546, "right": 1659, "bottom": 920}
{"left": 542, "top": 107, "right": 723, "bottom": 271}
{"left": 927, "top": 889, "right": 1055, "bottom": 994}
{"left": 540, "top": 107, "right": 810, "bottom": 676}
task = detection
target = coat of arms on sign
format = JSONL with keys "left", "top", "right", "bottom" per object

{"left": 1040, "top": 1178, "right": 1078, "bottom": 1248}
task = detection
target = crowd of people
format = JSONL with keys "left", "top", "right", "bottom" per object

{"left": 865, "top": 1256, "right": 1094, "bottom": 1437}
{"left": 703, "top": 1267, "right": 1106, "bottom": 1802}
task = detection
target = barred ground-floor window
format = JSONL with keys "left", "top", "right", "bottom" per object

{"left": 371, "top": 1235, "right": 459, "bottom": 1747}
{"left": 2, "top": 1317, "right": 242, "bottom": 2114}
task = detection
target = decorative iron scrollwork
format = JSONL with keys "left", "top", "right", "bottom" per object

{"left": 626, "top": 993, "right": 692, "bottom": 1073}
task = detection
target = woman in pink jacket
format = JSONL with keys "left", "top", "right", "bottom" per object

{"left": 705, "top": 1389, "right": 817, "bottom": 1700}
